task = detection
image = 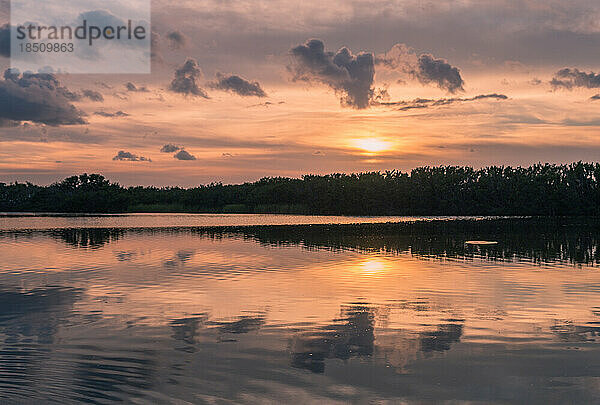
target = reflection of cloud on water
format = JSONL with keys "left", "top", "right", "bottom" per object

{"left": 0, "top": 286, "right": 83, "bottom": 341}
{"left": 419, "top": 322, "right": 464, "bottom": 353}
{"left": 216, "top": 315, "right": 266, "bottom": 335}
{"left": 164, "top": 249, "right": 196, "bottom": 268}
{"left": 550, "top": 319, "right": 600, "bottom": 343}
{"left": 0, "top": 285, "right": 83, "bottom": 398}
{"left": 170, "top": 315, "right": 208, "bottom": 350}
{"left": 290, "top": 301, "right": 465, "bottom": 373}
{"left": 291, "top": 304, "right": 375, "bottom": 373}
{"left": 0, "top": 283, "right": 599, "bottom": 403}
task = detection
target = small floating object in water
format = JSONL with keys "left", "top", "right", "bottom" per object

{"left": 465, "top": 240, "right": 498, "bottom": 245}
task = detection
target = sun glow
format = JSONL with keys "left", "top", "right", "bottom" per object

{"left": 352, "top": 138, "right": 392, "bottom": 154}
{"left": 358, "top": 257, "right": 387, "bottom": 274}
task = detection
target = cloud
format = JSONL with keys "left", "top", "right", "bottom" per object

{"left": 247, "top": 101, "right": 285, "bottom": 108}
{"left": 0, "top": 24, "right": 9, "bottom": 57}
{"left": 289, "top": 39, "right": 374, "bottom": 109}
{"left": 174, "top": 149, "right": 196, "bottom": 160}
{"left": 529, "top": 78, "right": 543, "bottom": 86}
{"left": 151, "top": 31, "right": 163, "bottom": 64}
{"left": 374, "top": 93, "right": 507, "bottom": 110}
{"left": 81, "top": 89, "right": 104, "bottom": 102}
{"left": 125, "top": 82, "right": 149, "bottom": 92}
{"left": 161, "top": 144, "right": 196, "bottom": 160}
{"left": 375, "top": 43, "right": 415, "bottom": 69}
{"left": 0, "top": 69, "right": 86, "bottom": 125}
{"left": 112, "top": 150, "right": 151, "bottom": 162}
{"left": 94, "top": 110, "right": 129, "bottom": 117}
{"left": 377, "top": 44, "right": 464, "bottom": 93}
{"left": 412, "top": 54, "right": 464, "bottom": 93}
{"left": 166, "top": 30, "right": 188, "bottom": 49}
{"left": 209, "top": 73, "right": 267, "bottom": 97}
{"left": 169, "top": 58, "right": 209, "bottom": 97}
{"left": 551, "top": 68, "right": 600, "bottom": 89}
{"left": 160, "top": 144, "right": 181, "bottom": 153}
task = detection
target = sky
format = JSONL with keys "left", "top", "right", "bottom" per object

{"left": 2, "top": 0, "right": 600, "bottom": 186}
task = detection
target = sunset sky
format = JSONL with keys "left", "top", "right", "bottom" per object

{"left": 2, "top": 0, "right": 600, "bottom": 186}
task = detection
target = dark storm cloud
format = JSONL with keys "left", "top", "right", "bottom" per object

{"left": 94, "top": 111, "right": 129, "bottom": 117}
{"left": 174, "top": 149, "right": 196, "bottom": 160}
{"left": 125, "top": 82, "right": 149, "bottom": 92}
{"left": 169, "top": 58, "right": 209, "bottom": 97}
{"left": 289, "top": 39, "right": 374, "bottom": 109}
{"left": 0, "top": 69, "right": 86, "bottom": 125}
{"left": 209, "top": 73, "right": 267, "bottom": 97}
{"left": 112, "top": 150, "right": 151, "bottom": 162}
{"left": 374, "top": 93, "right": 507, "bottom": 110}
{"left": 166, "top": 30, "right": 188, "bottom": 49}
{"left": 412, "top": 54, "right": 464, "bottom": 93}
{"left": 160, "top": 144, "right": 181, "bottom": 153}
{"left": 550, "top": 68, "right": 600, "bottom": 89}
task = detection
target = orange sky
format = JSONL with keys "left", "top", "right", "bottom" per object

{"left": 2, "top": 0, "right": 600, "bottom": 186}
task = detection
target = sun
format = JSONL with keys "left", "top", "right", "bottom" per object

{"left": 352, "top": 138, "right": 392, "bottom": 154}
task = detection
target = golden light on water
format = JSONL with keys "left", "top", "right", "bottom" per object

{"left": 358, "top": 257, "right": 387, "bottom": 274}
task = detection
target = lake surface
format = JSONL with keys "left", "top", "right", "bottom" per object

{"left": 0, "top": 213, "right": 493, "bottom": 230}
{"left": 1, "top": 215, "right": 600, "bottom": 403}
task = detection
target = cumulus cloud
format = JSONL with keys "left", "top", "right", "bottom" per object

{"left": 125, "top": 82, "right": 149, "bottom": 92}
{"left": 377, "top": 44, "right": 464, "bottom": 93}
{"left": 374, "top": 93, "right": 507, "bottom": 110}
{"left": 289, "top": 39, "right": 374, "bottom": 109}
{"left": 160, "top": 144, "right": 181, "bottom": 153}
{"left": 169, "top": 58, "right": 209, "bottom": 97}
{"left": 413, "top": 54, "right": 464, "bottom": 93}
{"left": 112, "top": 151, "right": 151, "bottom": 162}
{"left": 174, "top": 149, "right": 196, "bottom": 160}
{"left": 94, "top": 110, "right": 129, "bottom": 117}
{"left": 81, "top": 89, "right": 104, "bottom": 102}
{"left": 166, "top": 30, "right": 188, "bottom": 49}
{"left": 209, "top": 73, "right": 267, "bottom": 97}
{"left": 551, "top": 68, "right": 600, "bottom": 89}
{"left": 0, "top": 69, "right": 86, "bottom": 125}
{"left": 160, "top": 144, "right": 196, "bottom": 160}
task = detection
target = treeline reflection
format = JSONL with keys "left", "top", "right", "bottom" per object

{"left": 27, "top": 218, "right": 600, "bottom": 264}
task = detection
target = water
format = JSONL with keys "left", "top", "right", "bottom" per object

{"left": 1, "top": 215, "right": 600, "bottom": 403}
{"left": 0, "top": 213, "right": 492, "bottom": 230}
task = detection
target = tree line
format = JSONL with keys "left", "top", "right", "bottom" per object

{"left": 1, "top": 162, "right": 600, "bottom": 215}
